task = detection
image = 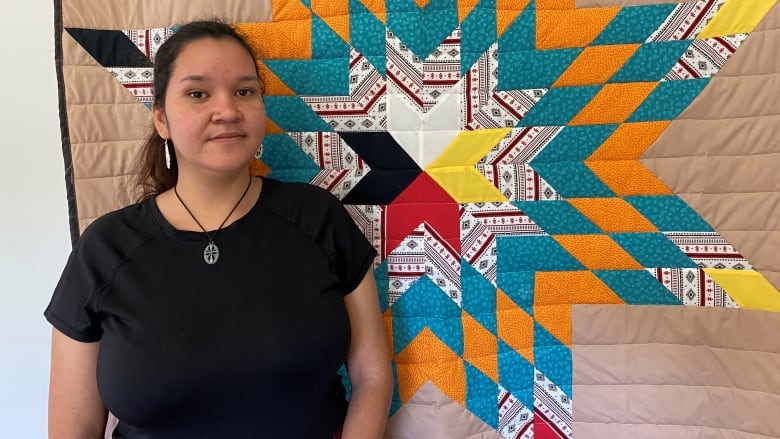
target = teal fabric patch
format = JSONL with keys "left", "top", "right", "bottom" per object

{"left": 530, "top": 162, "right": 616, "bottom": 198}
{"left": 312, "top": 15, "right": 350, "bottom": 60}
{"left": 533, "top": 322, "right": 571, "bottom": 397}
{"left": 461, "top": 0, "right": 497, "bottom": 76}
{"left": 266, "top": 168, "right": 320, "bottom": 184}
{"left": 626, "top": 78, "right": 710, "bottom": 121}
{"left": 517, "top": 85, "right": 600, "bottom": 125}
{"left": 498, "top": 339, "right": 535, "bottom": 408}
{"left": 514, "top": 201, "right": 601, "bottom": 235}
{"left": 497, "top": 236, "right": 585, "bottom": 272}
{"left": 263, "top": 133, "right": 320, "bottom": 174}
{"left": 625, "top": 195, "right": 714, "bottom": 232}
{"left": 498, "top": 3, "right": 535, "bottom": 52}
{"left": 391, "top": 277, "right": 464, "bottom": 355}
{"left": 594, "top": 269, "right": 680, "bottom": 304}
{"left": 462, "top": 259, "right": 498, "bottom": 334}
{"left": 387, "top": 0, "right": 459, "bottom": 59}
{"left": 610, "top": 40, "right": 691, "bottom": 83}
{"left": 351, "top": 0, "right": 388, "bottom": 76}
{"left": 531, "top": 124, "right": 618, "bottom": 162}
{"left": 338, "top": 364, "right": 351, "bottom": 400}
{"left": 264, "top": 96, "right": 335, "bottom": 132}
{"left": 465, "top": 362, "right": 500, "bottom": 429}
{"left": 498, "top": 49, "right": 582, "bottom": 90}
{"left": 374, "top": 258, "right": 391, "bottom": 312}
{"left": 495, "top": 270, "right": 535, "bottom": 313}
{"left": 264, "top": 58, "right": 349, "bottom": 95}
{"left": 592, "top": 4, "right": 679, "bottom": 45}
{"left": 610, "top": 232, "right": 698, "bottom": 268}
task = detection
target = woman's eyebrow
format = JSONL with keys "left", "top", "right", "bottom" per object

{"left": 179, "top": 74, "right": 258, "bottom": 83}
{"left": 180, "top": 75, "right": 207, "bottom": 83}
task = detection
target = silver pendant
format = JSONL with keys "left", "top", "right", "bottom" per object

{"left": 204, "top": 242, "right": 219, "bottom": 265}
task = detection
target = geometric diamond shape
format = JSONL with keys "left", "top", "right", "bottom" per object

{"left": 553, "top": 234, "right": 643, "bottom": 270}
{"left": 610, "top": 232, "right": 698, "bottom": 268}
{"left": 514, "top": 200, "right": 601, "bottom": 235}
{"left": 610, "top": 40, "right": 692, "bottom": 83}
{"left": 592, "top": 3, "right": 679, "bottom": 45}
{"left": 568, "top": 197, "right": 658, "bottom": 233}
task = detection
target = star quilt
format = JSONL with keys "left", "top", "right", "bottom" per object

{"left": 55, "top": 0, "right": 780, "bottom": 437}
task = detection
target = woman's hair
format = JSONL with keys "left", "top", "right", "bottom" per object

{"left": 134, "top": 20, "right": 262, "bottom": 200}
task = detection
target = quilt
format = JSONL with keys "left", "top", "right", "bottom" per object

{"left": 55, "top": 0, "right": 780, "bottom": 437}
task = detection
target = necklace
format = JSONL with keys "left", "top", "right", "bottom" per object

{"left": 174, "top": 175, "right": 252, "bottom": 265}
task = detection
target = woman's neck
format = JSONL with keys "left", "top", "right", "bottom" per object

{"left": 160, "top": 170, "right": 259, "bottom": 232}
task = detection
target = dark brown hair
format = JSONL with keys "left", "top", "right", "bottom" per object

{"left": 134, "top": 20, "right": 262, "bottom": 200}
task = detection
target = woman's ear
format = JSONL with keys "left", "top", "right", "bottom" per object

{"left": 152, "top": 105, "right": 170, "bottom": 139}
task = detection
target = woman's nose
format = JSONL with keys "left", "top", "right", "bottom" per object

{"left": 212, "top": 94, "right": 242, "bottom": 122}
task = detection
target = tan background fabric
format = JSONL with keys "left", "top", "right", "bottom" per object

{"left": 642, "top": 3, "right": 780, "bottom": 290}
{"left": 62, "top": 0, "right": 273, "bottom": 29}
{"left": 572, "top": 304, "right": 780, "bottom": 439}
{"left": 384, "top": 381, "right": 505, "bottom": 439}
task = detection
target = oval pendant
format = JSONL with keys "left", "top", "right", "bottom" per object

{"left": 204, "top": 242, "right": 219, "bottom": 265}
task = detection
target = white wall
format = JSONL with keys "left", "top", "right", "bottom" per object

{"left": 0, "top": 1, "right": 71, "bottom": 436}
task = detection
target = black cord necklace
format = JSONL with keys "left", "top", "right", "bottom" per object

{"left": 174, "top": 175, "right": 252, "bottom": 265}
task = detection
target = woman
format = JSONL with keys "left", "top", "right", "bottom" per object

{"left": 46, "top": 20, "right": 393, "bottom": 438}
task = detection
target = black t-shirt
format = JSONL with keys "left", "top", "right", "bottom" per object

{"left": 45, "top": 178, "right": 376, "bottom": 438}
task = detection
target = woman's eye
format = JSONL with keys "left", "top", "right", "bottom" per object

{"left": 236, "top": 89, "right": 254, "bottom": 97}
{"left": 188, "top": 91, "right": 206, "bottom": 99}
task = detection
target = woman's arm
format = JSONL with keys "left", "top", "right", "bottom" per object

{"left": 49, "top": 328, "right": 107, "bottom": 439}
{"left": 341, "top": 270, "right": 394, "bottom": 439}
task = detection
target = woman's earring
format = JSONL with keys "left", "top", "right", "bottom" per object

{"left": 255, "top": 143, "right": 263, "bottom": 159}
{"left": 164, "top": 138, "right": 171, "bottom": 170}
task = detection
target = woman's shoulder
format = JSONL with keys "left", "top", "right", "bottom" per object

{"left": 75, "top": 200, "right": 157, "bottom": 253}
{"left": 262, "top": 178, "right": 341, "bottom": 209}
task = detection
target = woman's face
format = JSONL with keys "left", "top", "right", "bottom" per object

{"left": 152, "top": 37, "right": 265, "bottom": 177}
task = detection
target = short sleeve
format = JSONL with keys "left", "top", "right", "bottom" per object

{"left": 322, "top": 196, "right": 377, "bottom": 295}
{"left": 44, "top": 237, "right": 103, "bottom": 343}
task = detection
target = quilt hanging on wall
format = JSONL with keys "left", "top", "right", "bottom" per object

{"left": 56, "top": 0, "right": 780, "bottom": 437}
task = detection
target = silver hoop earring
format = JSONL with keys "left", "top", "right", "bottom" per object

{"left": 164, "top": 138, "right": 171, "bottom": 170}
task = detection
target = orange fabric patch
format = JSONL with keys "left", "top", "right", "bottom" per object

{"left": 273, "top": 0, "right": 312, "bottom": 20}
{"left": 414, "top": 0, "right": 432, "bottom": 7}
{"left": 569, "top": 82, "right": 657, "bottom": 125}
{"left": 587, "top": 121, "right": 670, "bottom": 161}
{"left": 553, "top": 44, "right": 640, "bottom": 87}
{"left": 553, "top": 235, "right": 643, "bottom": 269}
{"left": 312, "top": 0, "right": 350, "bottom": 44}
{"left": 496, "top": 289, "right": 534, "bottom": 364}
{"left": 236, "top": 22, "right": 312, "bottom": 60}
{"left": 533, "top": 304, "right": 571, "bottom": 346}
{"left": 395, "top": 328, "right": 466, "bottom": 404}
{"left": 587, "top": 160, "right": 673, "bottom": 196}
{"left": 258, "top": 61, "right": 297, "bottom": 97}
{"left": 458, "top": 0, "right": 480, "bottom": 23}
{"left": 537, "top": 0, "right": 575, "bottom": 9}
{"left": 249, "top": 158, "right": 270, "bottom": 177}
{"left": 358, "top": 0, "right": 386, "bottom": 24}
{"left": 536, "top": 7, "right": 620, "bottom": 49}
{"left": 534, "top": 271, "right": 622, "bottom": 346}
{"left": 265, "top": 118, "right": 285, "bottom": 135}
{"left": 462, "top": 311, "right": 499, "bottom": 382}
{"left": 496, "top": 0, "right": 531, "bottom": 36}
{"left": 568, "top": 198, "right": 657, "bottom": 233}
{"left": 534, "top": 271, "right": 624, "bottom": 306}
